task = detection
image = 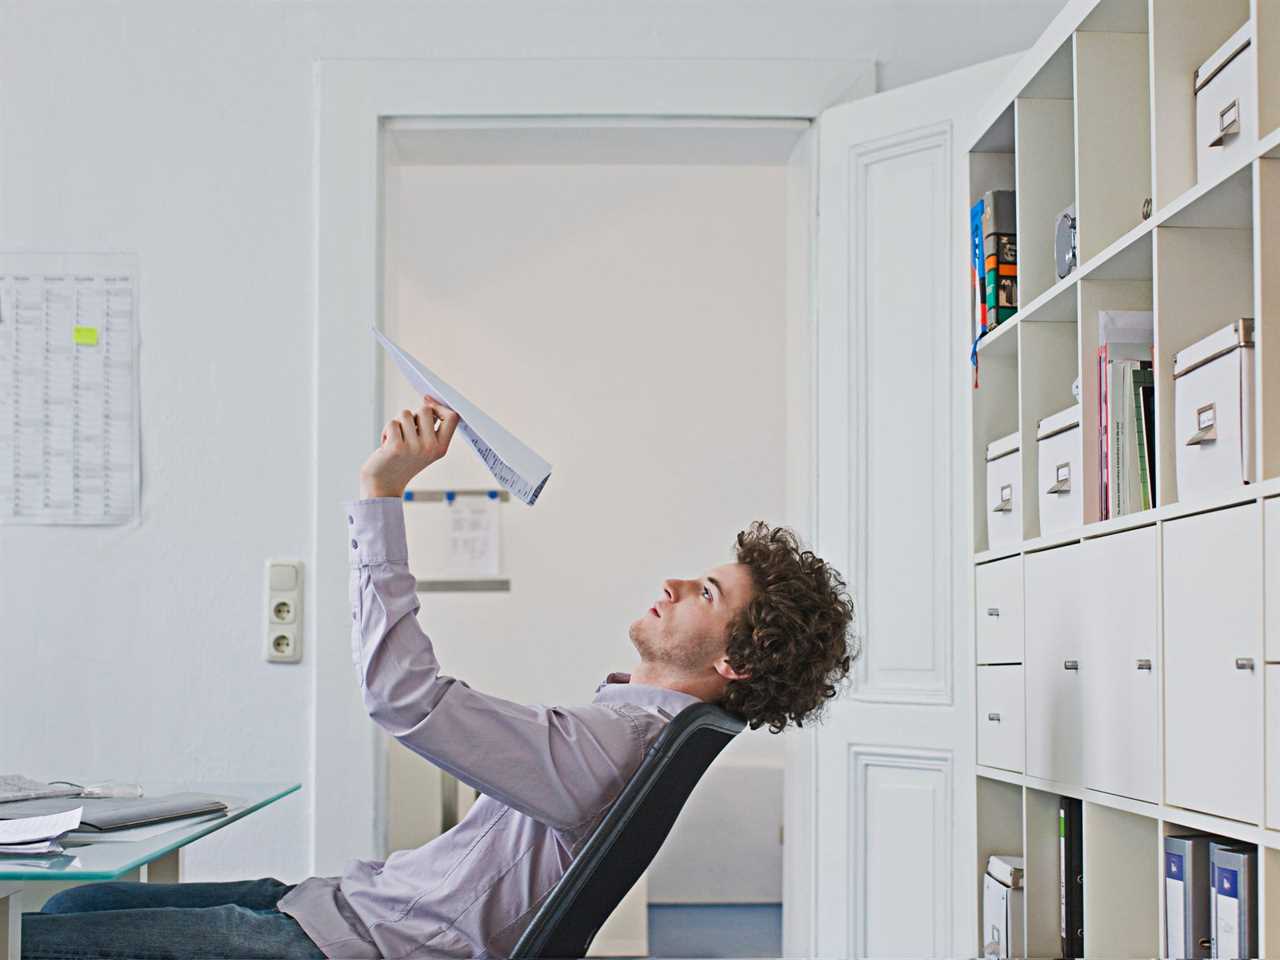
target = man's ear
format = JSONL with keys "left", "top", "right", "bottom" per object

{"left": 714, "top": 657, "right": 750, "bottom": 682}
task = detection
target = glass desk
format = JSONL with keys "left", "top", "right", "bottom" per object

{"left": 0, "top": 781, "right": 299, "bottom": 960}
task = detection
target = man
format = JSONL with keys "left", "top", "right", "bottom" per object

{"left": 23, "top": 396, "right": 855, "bottom": 959}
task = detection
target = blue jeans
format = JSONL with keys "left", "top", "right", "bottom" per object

{"left": 21, "top": 877, "right": 326, "bottom": 959}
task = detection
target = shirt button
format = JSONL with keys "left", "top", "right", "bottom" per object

{"left": 347, "top": 515, "right": 354, "bottom": 525}
{"left": 351, "top": 538, "right": 358, "bottom": 549}
{"left": 352, "top": 610, "right": 357, "bottom": 621}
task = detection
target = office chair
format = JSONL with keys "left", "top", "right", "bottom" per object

{"left": 509, "top": 701, "right": 746, "bottom": 959}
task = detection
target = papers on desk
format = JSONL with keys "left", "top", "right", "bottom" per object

{"left": 0, "top": 806, "right": 82, "bottom": 856}
{"left": 373, "top": 328, "right": 552, "bottom": 506}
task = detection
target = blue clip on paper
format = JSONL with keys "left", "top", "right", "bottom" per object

{"left": 488, "top": 490, "right": 498, "bottom": 500}
{"left": 403, "top": 490, "right": 415, "bottom": 501}
{"left": 445, "top": 490, "right": 456, "bottom": 503}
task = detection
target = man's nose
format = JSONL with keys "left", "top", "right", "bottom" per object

{"left": 661, "top": 579, "right": 679, "bottom": 601}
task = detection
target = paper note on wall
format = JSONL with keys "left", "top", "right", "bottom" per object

{"left": 0, "top": 253, "right": 141, "bottom": 525}
{"left": 446, "top": 497, "right": 501, "bottom": 577}
{"left": 372, "top": 328, "right": 552, "bottom": 506}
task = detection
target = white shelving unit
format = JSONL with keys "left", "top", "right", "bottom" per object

{"left": 968, "top": 0, "right": 1280, "bottom": 954}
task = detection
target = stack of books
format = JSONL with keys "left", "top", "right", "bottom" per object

{"left": 970, "top": 189, "right": 1018, "bottom": 339}
{"left": 1097, "top": 310, "right": 1156, "bottom": 518}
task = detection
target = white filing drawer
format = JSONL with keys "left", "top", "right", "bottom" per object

{"left": 986, "top": 431, "right": 1022, "bottom": 550}
{"left": 976, "top": 556, "right": 1023, "bottom": 664}
{"left": 977, "top": 665, "right": 1025, "bottom": 773}
{"left": 1265, "top": 497, "right": 1280, "bottom": 663}
{"left": 1164, "top": 504, "right": 1263, "bottom": 824}
{"left": 1036, "top": 405, "right": 1081, "bottom": 536}
{"left": 1195, "top": 23, "right": 1255, "bottom": 187}
{"left": 1025, "top": 543, "right": 1085, "bottom": 786}
{"left": 1269, "top": 666, "right": 1280, "bottom": 830}
{"left": 1082, "top": 526, "right": 1159, "bottom": 803}
{"left": 1173, "top": 320, "right": 1255, "bottom": 503}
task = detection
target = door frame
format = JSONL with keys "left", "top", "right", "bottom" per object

{"left": 312, "top": 54, "right": 875, "bottom": 936}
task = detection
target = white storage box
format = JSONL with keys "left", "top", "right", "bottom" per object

{"left": 1195, "top": 22, "right": 1254, "bottom": 186}
{"left": 986, "top": 431, "right": 1022, "bottom": 549}
{"left": 1036, "top": 404, "right": 1081, "bottom": 536}
{"left": 1173, "top": 319, "right": 1255, "bottom": 502}
{"left": 983, "top": 855, "right": 1025, "bottom": 959}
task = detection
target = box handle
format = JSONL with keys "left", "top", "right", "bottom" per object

{"left": 1063, "top": 659, "right": 1079, "bottom": 671}
{"left": 986, "top": 607, "right": 1000, "bottom": 618}
{"left": 991, "top": 483, "right": 1014, "bottom": 513}
{"left": 987, "top": 712, "right": 1001, "bottom": 722}
{"left": 1186, "top": 403, "right": 1218, "bottom": 445}
{"left": 1045, "top": 462, "right": 1071, "bottom": 495}
{"left": 1236, "top": 657, "right": 1255, "bottom": 671}
{"left": 1209, "top": 98, "right": 1241, "bottom": 147}
{"left": 1136, "top": 658, "right": 1152, "bottom": 671}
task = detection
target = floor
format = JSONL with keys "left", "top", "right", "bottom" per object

{"left": 647, "top": 903, "right": 782, "bottom": 958}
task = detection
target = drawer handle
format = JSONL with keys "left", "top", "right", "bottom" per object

{"left": 1063, "top": 659, "right": 1079, "bottom": 671}
{"left": 1045, "top": 462, "right": 1071, "bottom": 495}
{"left": 1209, "top": 98, "right": 1241, "bottom": 147}
{"left": 986, "top": 607, "right": 1000, "bottom": 618}
{"left": 987, "top": 712, "right": 1001, "bottom": 722}
{"left": 1186, "top": 403, "right": 1217, "bottom": 446}
{"left": 1136, "top": 658, "right": 1152, "bottom": 671}
{"left": 991, "top": 484, "right": 1014, "bottom": 513}
{"left": 1236, "top": 657, "right": 1255, "bottom": 671}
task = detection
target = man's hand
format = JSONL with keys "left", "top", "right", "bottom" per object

{"left": 359, "top": 395, "right": 461, "bottom": 499}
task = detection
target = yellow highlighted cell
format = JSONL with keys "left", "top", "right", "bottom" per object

{"left": 73, "top": 326, "right": 99, "bottom": 346}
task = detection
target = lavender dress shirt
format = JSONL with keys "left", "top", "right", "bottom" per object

{"left": 278, "top": 498, "right": 701, "bottom": 959}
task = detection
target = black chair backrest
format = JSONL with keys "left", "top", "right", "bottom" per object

{"left": 509, "top": 701, "right": 746, "bottom": 959}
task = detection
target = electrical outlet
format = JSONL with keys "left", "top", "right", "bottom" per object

{"left": 265, "top": 560, "right": 303, "bottom": 663}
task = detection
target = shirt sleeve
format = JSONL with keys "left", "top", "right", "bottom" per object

{"left": 345, "top": 497, "right": 645, "bottom": 833}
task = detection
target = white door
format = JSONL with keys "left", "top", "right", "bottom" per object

{"left": 1082, "top": 526, "right": 1159, "bottom": 804}
{"left": 806, "top": 55, "right": 1014, "bottom": 958}
{"left": 1164, "top": 503, "right": 1264, "bottom": 824}
{"left": 1024, "top": 543, "right": 1085, "bottom": 785}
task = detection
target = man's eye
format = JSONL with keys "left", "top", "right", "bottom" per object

{"left": 702, "top": 586, "right": 712, "bottom": 601}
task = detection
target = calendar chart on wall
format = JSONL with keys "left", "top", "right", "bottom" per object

{"left": 0, "top": 253, "right": 140, "bottom": 525}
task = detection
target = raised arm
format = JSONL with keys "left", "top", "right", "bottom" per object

{"left": 349, "top": 399, "right": 642, "bottom": 833}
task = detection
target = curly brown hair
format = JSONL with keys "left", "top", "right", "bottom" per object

{"left": 720, "top": 521, "right": 857, "bottom": 733}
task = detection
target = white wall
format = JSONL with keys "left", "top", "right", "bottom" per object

{"left": 0, "top": 0, "right": 1066, "bottom": 882}
{"left": 385, "top": 159, "right": 791, "bottom": 763}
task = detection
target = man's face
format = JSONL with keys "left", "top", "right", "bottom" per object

{"left": 627, "top": 562, "right": 755, "bottom": 672}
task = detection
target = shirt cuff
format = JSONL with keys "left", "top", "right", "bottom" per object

{"left": 344, "top": 497, "right": 409, "bottom": 567}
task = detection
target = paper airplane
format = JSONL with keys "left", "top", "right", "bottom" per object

{"left": 372, "top": 328, "right": 552, "bottom": 506}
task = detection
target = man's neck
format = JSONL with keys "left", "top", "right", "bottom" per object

{"left": 628, "top": 661, "right": 722, "bottom": 703}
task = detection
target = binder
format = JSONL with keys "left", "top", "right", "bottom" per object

{"left": 1209, "top": 841, "right": 1256, "bottom": 959}
{"left": 1058, "top": 797, "right": 1083, "bottom": 958}
{"left": 1165, "top": 834, "right": 1212, "bottom": 959}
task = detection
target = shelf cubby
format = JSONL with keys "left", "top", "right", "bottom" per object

{"left": 976, "top": 775, "right": 1023, "bottom": 956}
{"left": 1151, "top": 0, "right": 1251, "bottom": 209}
{"left": 972, "top": 328, "right": 1018, "bottom": 553}
{"left": 1257, "top": 157, "right": 1280, "bottom": 481}
{"left": 1015, "top": 40, "right": 1075, "bottom": 307}
{"left": 1152, "top": 218, "right": 1254, "bottom": 506}
{"left": 1023, "top": 788, "right": 1065, "bottom": 958}
{"left": 1084, "top": 803, "right": 1160, "bottom": 957}
{"left": 1077, "top": 235, "right": 1153, "bottom": 524}
{"left": 1074, "top": 21, "right": 1151, "bottom": 262}
{"left": 1018, "top": 294, "right": 1079, "bottom": 539}
{"left": 1260, "top": 0, "right": 1280, "bottom": 140}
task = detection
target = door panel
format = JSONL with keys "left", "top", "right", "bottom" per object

{"left": 809, "top": 56, "right": 1016, "bottom": 958}
{"left": 1164, "top": 504, "right": 1263, "bottom": 823}
{"left": 1024, "top": 544, "right": 1085, "bottom": 785}
{"left": 1082, "top": 527, "right": 1159, "bottom": 803}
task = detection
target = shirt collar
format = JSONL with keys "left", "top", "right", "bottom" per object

{"left": 593, "top": 672, "right": 704, "bottom": 717}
